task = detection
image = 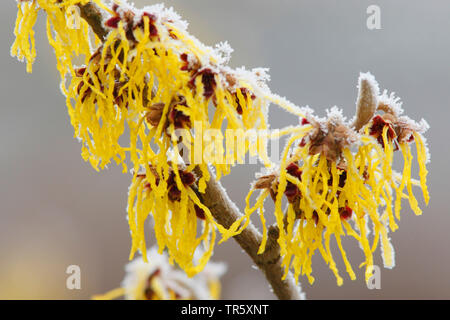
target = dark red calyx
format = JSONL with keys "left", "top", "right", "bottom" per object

{"left": 194, "top": 205, "right": 206, "bottom": 220}
{"left": 286, "top": 162, "right": 302, "bottom": 180}
{"left": 189, "top": 68, "right": 217, "bottom": 99}
{"left": 180, "top": 171, "right": 196, "bottom": 186}
{"left": 166, "top": 170, "right": 197, "bottom": 202}
{"left": 141, "top": 12, "right": 158, "bottom": 37}
{"left": 74, "top": 67, "right": 86, "bottom": 77}
{"left": 105, "top": 16, "right": 121, "bottom": 28}
{"left": 169, "top": 107, "right": 191, "bottom": 129}
{"left": 339, "top": 206, "right": 353, "bottom": 220}
{"left": 312, "top": 211, "right": 319, "bottom": 225}
{"left": 234, "top": 87, "right": 256, "bottom": 115}
{"left": 369, "top": 115, "right": 396, "bottom": 148}
{"left": 168, "top": 185, "right": 182, "bottom": 201}
{"left": 144, "top": 268, "right": 161, "bottom": 300}
{"left": 284, "top": 182, "right": 299, "bottom": 203}
{"left": 299, "top": 137, "right": 307, "bottom": 147}
{"left": 328, "top": 169, "right": 347, "bottom": 188}
{"left": 180, "top": 53, "right": 189, "bottom": 71}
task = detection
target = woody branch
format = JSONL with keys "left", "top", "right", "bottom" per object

{"left": 77, "top": 1, "right": 377, "bottom": 300}
{"left": 78, "top": 1, "right": 304, "bottom": 300}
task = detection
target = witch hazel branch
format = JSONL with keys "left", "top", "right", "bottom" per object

{"left": 11, "top": 0, "right": 429, "bottom": 300}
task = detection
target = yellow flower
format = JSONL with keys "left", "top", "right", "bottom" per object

{"left": 12, "top": 0, "right": 308, "bottom": 276}
{"left": 248, "top": 73, "right": 430, "bottom": 285}
{"left": 11, "top": 0, "right": 303, "bottom": 173}
{"left": 11, "top": 0, "right": 39, "bottom": 73}
{"left": 127, "top": 165, "right": 231, "bottom": 276}
{"left": 93, "top": 247, "right": 226, "bottom": 300}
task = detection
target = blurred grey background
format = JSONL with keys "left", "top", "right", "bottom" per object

{"left": 1, "top": 0, "right": 449, "bottom": 299}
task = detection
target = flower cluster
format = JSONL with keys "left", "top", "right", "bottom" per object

{"left": 94, "top": 247, "right": 226, "bottom": 300}
{"left": 11, "top": 0, "right": 304, "bottom": 276}
{"left": 249, "top": 73, "right": 430, "bottom": 285}
{"left": 12, "top": 0, "right": 430, "bottom": 289}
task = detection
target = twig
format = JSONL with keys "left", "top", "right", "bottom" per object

{"left": 78, "top": 1, "right": 303, "bottom": 300}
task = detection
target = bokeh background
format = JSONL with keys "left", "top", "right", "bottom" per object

{"left": 1, "top": 0, "right": 449, "bottom": 299}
